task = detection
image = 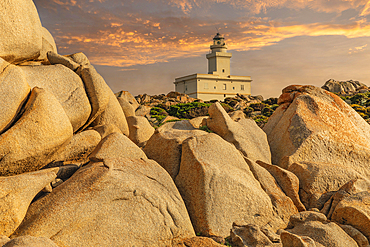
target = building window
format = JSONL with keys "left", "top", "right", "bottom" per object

{"left": 224, "top": 94, "right": 226, "bottom": 97}
{"left": 204, "top": 83, "right": 209, "bottom": 89}
{"left": 233, "top": 87, "right": 235, "bottom": 90}
{"left": 223, "top": 84, "right": 226, "bottom": 90}
{"left": 222, "top": 69, "right": 225, "bottom": 73}
{"left": 241, "top": 85, "right": 245, "bottom": 91}
{"left": 214, "top": 86, "right": 216, "bottom": 89}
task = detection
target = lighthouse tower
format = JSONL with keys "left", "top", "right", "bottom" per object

{"left": 206, "top": 33, "right": 232, "bottom": 76}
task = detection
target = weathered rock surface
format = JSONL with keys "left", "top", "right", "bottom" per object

{"left": 331, "top": 191, "right": 370, "bottom": 241}
{"left": 12, "top": 158, "right": 195, "bottom": 247}
{"left": 286, "top": 211, "right": 358, "bottom": 247}
{"left": 257, "top": 160, "right": 306, "bottom": 212}
{"left": 91, "top": 123, "right": 122, "bottom": 139}
{"left": 0, "top": 168, "right": 58, "bottom": 236}
{"left": 228, "top": 110, "right": 245, "bottom": 122}
{"left": 144, "top": 120, "right": 207, "bottom": 179}
{"left": 38, "top": 27, "right": 57, "bottom": 61}
{"left": 66, "top": 52, "right": 90, "bottom": 67}
{"left": 188, "top": 116, "right": 208, "bottom": 128}
{"left": 280, "top": 231, "right": 317, "bottom": 247}
{"left": 322, "top": 79, "right": 367, "bottom": 94}
{"left": 321, "top": 178, "right": 370, "bottom": 219}
{"left": 49, "top": 130, "right": 101, "bottom": 163}
{"left": 288, "top": 161, "right": 363, "bottom": 209}
{"left": 21, "top": 64, "right": 91, "bottom": 132}
{"left": 79, "top": 64, "right": 112, "bottom": 131}
{"left": 174, "top": 237, "right": 224, "bottom": 247}
{"left": 47, "top": 51, "right": 80, "bottom": 72}
{"left": 135, "top": 105, "right": 152, "bottom": 117}
{"left": 117, "top": 96, "right": 136, "bottom": 117}
{"left": 264, "top": 85, "right": 370, "bottom": 179}
{"left": 0, "top": 236, "right": 10, "bottom": 246}
{"left": 340, "top": 224, "right": 370, "bottom": 247}
{"left": 89, "top": 132, "right": 147, "bottom": 161}
{"left": 0, "top": 0, "right": 43, "bottom": 63}
{"left": 116, "top": 90, "right": 140, "bottom": 111}
{"left": 92, "top": 90, "right": 129, "bottom": 136}
{"left": 126, "top": 116, "right": 155, "bottom": 147}
{"left": 175, "top": 133, "right": 280, "bottom": 237}
{"left": 0, "top": 59, "right": 31, "bottom": 133}
{"left": 0, "top": 87, "right": 73, "bottom": 176}
{"left": 246, "top": 158, "right": 298, "bottom": 227}
{"left": 206, "top": 102, "right": 271, "bottom": 164}
{"left": 230, "top": 223, "right": 274, "bottom": 247}
{"left": 3, "top": 236, "right": 58, "bottom": 247}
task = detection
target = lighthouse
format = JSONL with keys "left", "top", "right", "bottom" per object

{"left": 174, "top": 33, "right": 251, "bottom": 101}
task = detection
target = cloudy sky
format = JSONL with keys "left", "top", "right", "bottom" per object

{"left": 33, "top": 0, "right": 370, "bottom": 98}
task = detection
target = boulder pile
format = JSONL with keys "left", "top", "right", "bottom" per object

{"left": 1, "top": 1, "right": 370, "bottom": 247}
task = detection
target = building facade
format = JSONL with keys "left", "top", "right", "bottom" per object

{"left": 174, "top": 33, "right": 252, "bottom": 101}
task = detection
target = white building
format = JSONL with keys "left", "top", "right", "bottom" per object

{"left": 174, "top": 33, "right": 252, "bottom": 101}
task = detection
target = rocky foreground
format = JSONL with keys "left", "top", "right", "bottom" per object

{"left": 1, "top": 1, "right": 370, "bottom": 247}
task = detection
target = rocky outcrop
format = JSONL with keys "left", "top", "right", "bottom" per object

{"left": 0, "top": 168, "right": 58, "bottom": 236}
{"left": 322, "top": 79, "right": 367, "bottom": 94}
{"left": 205, "top": 102, "right": 271, "bottom": 164}
{"left": 288, "top": 161, "right": 363, "bottom": 209}
{"left": 285, "top": 211, "right": 358, "bottom": 247}
{"left": 246, "top": 158, "right": 298, "bottom": 226}
{"left": 175, "top": 133, "right": 282, "bottom": 237}
{"left": 0, "top": 0, "right": 43, "bottom": 63}
{"left": 0, "top": 59, "right": 31, "bottom": 134}
{"left": 21, "top": 64, "right": 91, "bottom": 132}
{"left": 256, "top": 160, "right": 306, "bottom": 212}
{"left": 0, "top": 87, "right": 73, "bottom": 176}
{"left": 89, "top": 132, "right": 147, "bottom": 161}
{"left": 144, "top": 120, "right": 207, "bottom": 179}
{"left": 264, "top": 85, "right": 370, "bottom": 177}
{"left": 126, "top": 116, "right": 155, "bottom": 147}
{"left": 38, "top": 27, "right": 57, "bottom": 61}
{"left": 91, "top": 90, "right": 129, "bottom": 136}
{"left": 12, "top": 159, "right": 195, "bottom": 247}
{"left": 3, "top": 236, "right": 59, "bottom": 247}
{"left": 331, "top": 191, "right": 370, "bottom": 241}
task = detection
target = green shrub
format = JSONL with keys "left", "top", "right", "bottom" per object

{"left": 262, "top": 97, "right": 278, "bottom": 105}
{"left": 199, "top": 125, "right": 213, "bottom": 133}
{"left": 350, "top": 93, "right": 368, "bottom": 105}
{"left": 168, "top": 102, "right": 211, "bottom": 119}
{"left": 351, "top": 104, "right": 366, "bottom": 113}
{"left": 262, "top": 107, "right": 273, "bottom": 117}
{"left": 250, "top": 103, "right": 268, "bottom": 111}
{"left": 150, "top": 107, "right": 167, "bottom": 116}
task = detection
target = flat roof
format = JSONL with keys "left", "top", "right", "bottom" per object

{"left": 174, "top": 73, "right": 252, "bottom": 84}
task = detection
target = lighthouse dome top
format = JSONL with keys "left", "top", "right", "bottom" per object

{"left": 213, "top": 32, "right": 224, "bottom": 40}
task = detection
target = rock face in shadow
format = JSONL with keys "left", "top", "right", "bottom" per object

{"left": 264, "top": 85, "right": 370, "bottom": 177}
{"left": 0, "top": 58, "right": 31, "bottom": 134}
{"left": 0, "top": 87, "right": 73, "bottom": 176}
{"left": 21, "top": 64, "right": 91, "bottom": 132}
{"left": 0, "top": 0, "right": 43, "bottom": 63}
{"left": 12, "top": 159, "right": 195, "bottom": 247}
{"left": 0, "top": 168, "right": 58, "bottom": 237}
{"left": 175, "top": 133, "right": 281, "bottom": 237}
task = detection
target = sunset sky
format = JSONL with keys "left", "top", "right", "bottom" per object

{"left": 33, "top": 0, "right": 370, "bottom": 98}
